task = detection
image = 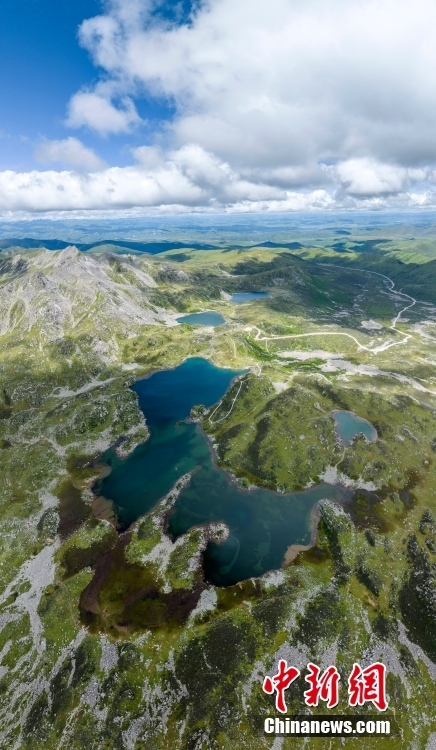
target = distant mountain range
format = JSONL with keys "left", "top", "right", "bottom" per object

{"left": 0, "top": 237, "right": 304, "bottom": 254}
{"left": 0, "top": 238, "right": 218, "bottom": 254}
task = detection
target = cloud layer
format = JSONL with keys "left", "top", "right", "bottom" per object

{"left": 3, "top": 0, "right": 436, "bottom": 213}
{"left": 1, "top": 145, "right": 436, "bottom": 215}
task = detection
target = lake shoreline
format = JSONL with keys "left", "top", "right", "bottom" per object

{"left": 331, "top": 408, "right": 378, "bottom": 446}
{"left": 90, "top": 358, "right": 355, "bottom": 586}
{"left": 282, "top": 503, "right": 323, "bottom": 566}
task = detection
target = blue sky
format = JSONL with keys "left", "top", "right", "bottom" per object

{"left": 0, "top": 0, "right": 98, "bottom": 169}
{"left": 1, "top": 0, "right": 436, "bottom": 215}
{"left": 0, "top": 0, "right": 175, "bottom": 171}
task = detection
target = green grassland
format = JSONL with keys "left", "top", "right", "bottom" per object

{"left": 0, "top": 238, "right": 436, "bottom": 748}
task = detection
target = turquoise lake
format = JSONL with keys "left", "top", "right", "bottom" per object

{"left": 176, "top": 311, "right": 226, "bottom": 326}
{"left": 230, "top": 292, "right": 271, "bottom": 303}
{"left": 332, "top": 409, "right": 377, "bottom": 446}
{"left": 97, "top": 358, "right": 351, "bottom": 586}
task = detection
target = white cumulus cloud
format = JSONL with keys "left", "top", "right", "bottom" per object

{"left": 34, "top": 137, "right": 106, "bottom": 171}
{"left": 66, "top": 90, "right": 142, "bottom": 135}
{"left": 74, "top": 0, "right": 436, "bottom": 173}
{"left": 335, "top": 159, "right": 409, "bottom": 196}
{"left": 0, "top": 146, "right": 288, "bottom": 213}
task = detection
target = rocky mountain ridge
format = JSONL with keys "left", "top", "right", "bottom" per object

{"left": 0, "top": 246, "right": 175, "bottom": 343}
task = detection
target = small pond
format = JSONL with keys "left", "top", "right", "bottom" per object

{"left": 332, "top": 409, "right": 377, "bottom": 446}
{"left": 176, "top": 311, "right": 226, "bottom": 327}
{"left": 230, "top": 292, "right": 271, "bottom": 303}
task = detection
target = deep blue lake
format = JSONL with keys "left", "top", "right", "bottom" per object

{"left": 230, "top": 292, "right": 271, "bottom": 303}
{"left": 332, "top": 410, "right": 377, "bottom": 446}
{"left": 97, "top": 358, "right": 350, "bottom": 586}
{"left": 176, "top": 311, "right": 226, "bottom": 326}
